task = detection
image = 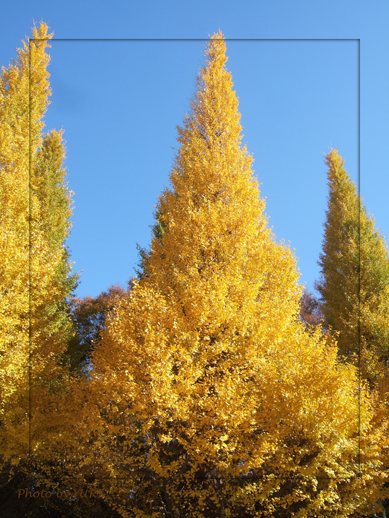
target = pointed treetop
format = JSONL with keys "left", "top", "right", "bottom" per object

{"left": 133, "top": 31, "right": 302, "bottom": 342}
{"left": 185, "top": 29, "right": 243, "bottom": 154}
{"left": 81, "top": 38, "right": 385, "bottom": 517}
{"left": 317, "top": 148, "right": 389, "bottom": 386}
{"left": 325, "top": 148, "right": 356, "bottom": 203}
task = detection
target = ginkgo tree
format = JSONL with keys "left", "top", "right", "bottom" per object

{"left": 316, "top": 149, "right": 389, "bottom": 390}
{"left": 0, "top": 22, "right": 80, "bottom": 511}
{"left": 315, "top": 149, "right": 389, "bottom": 515}
{"left": 41, "top": 32, "right": 389, "bottom": 517}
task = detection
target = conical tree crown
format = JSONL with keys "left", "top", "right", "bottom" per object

{"left": 141, "top": 31, "right": 302, "bottom": 343}
{"left": 316, "top": 149, "right": 389, "bottom": 385}
{"left": 0, "top": 23, "right": 78, "bottom": 467}
{"left": 91, "top": 33, "right": 306, "bottom": 458}
{"left": 0, "top": 23, "right": 56, "bottom": 406}
{"left": 48, "top": 34, "right": 385, "bottom": 518}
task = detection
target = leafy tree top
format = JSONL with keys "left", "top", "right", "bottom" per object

{"left": 40, "top": 34, "right": 387, "bottom": 518}
{"left": 135, "top": 31, "right": 303, "bottom": 341}
{"left": 316, "top": 149, "right": 389, "bottom": 385}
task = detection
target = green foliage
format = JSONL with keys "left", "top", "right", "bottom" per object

{"left": 33, "top": 129, "right": 81, "bottom": 376}
{"left": 315, "top": 149, "right": 389, "bottom": 388}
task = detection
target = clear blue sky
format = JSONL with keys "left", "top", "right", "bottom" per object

{"left": 2, "top": 1, "right": 388, "bottom": 300}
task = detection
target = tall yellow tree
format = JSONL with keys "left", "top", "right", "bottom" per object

{"left": 0, "top": 22, "right": 78, "bottom": 502}
{"left": 315, "top": 149, "right": 389, "bottom": 515}
{"left": 41, "top": 33, "right": 387, "bottom": 517}
{"left": 315, "top": 149, "right": 389, "bottom": 389}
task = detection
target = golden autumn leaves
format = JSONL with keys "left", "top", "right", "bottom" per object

{"left": 1, "top": 26, "right": 389, "bottom": 518}
{"left": 50, "top": 32, "right": 387, "bottom": 517}
{"left": 0, "top": 24, "right": 80, "bottom": 514}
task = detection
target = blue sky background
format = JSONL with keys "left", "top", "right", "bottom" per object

{"left": 1, "top": 1, "right": 388, "bottom": 300}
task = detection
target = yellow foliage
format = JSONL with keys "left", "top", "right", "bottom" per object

{"left": 0, "top": 23, "right": 75, "bottom": 474}
{"left": 317, "top": 149, "right": 389, "bottom": 389}
{"left": 33, "top": 32, "right": 388, "bottom": 517}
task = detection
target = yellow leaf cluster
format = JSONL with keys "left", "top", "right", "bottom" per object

{"left": 4, "top": 29, "right": 386, "bottom": 518}
{"left": 0, "top": 23, "right": 76, "bottom": 472}
{"left": 40, "top": 32, "right": 388, "bottom": 517}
